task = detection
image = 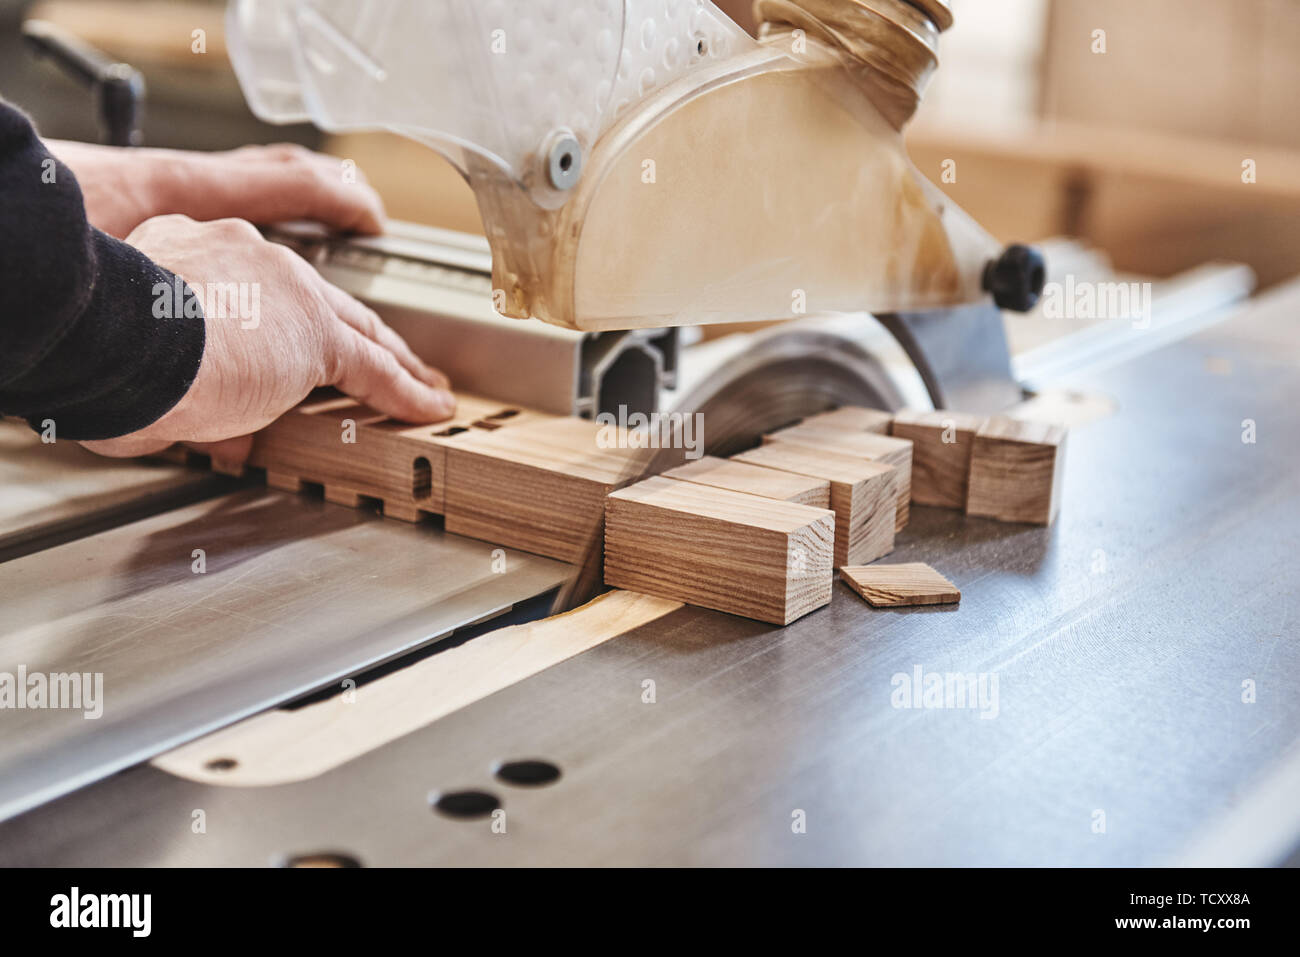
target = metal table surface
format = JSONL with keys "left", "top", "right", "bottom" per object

{"left": 0, "top": 489, "right": 570, "bottom": 822}
{"left": 0, "top": 283, "right": 1297, "bottom": 866}
{"left": 0, "top": 420, "right": 230, "bottom": 562}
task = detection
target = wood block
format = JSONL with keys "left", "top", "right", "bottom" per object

{"left": 732, "top": 442, "right": 896, "bottom": 567}
{"left": 800, "top": 406, "right": 894, "bottom": 434}
{"left": 245, "top": 391, "right": 550, "bottom": 519}
{"left": 763, "top": 423, "right": 913, "bottom": 531}
{"left": 604, "top": 476, "right": 834, "bottom": 625}
{"left": 966, "top": 416, "right": 1067, "bottom": 525}
{"left": 840, "top": 562, "right": 960, "bottom": 607}
{"left": 662, "top": 455, "right": 830, "bottom": 508}
{"left": 889, "top": 409, "right": 988, "bottom": 509}
{"left": 323, "top": 485, "right": 366, "bottom": 508}
{"left": 381, "top": 501, "right": 425, "bottom": 523}
{"left": 444, "top": 417, "right": 647, "bottom": 562}
{"left": 210, "top": 459, "right": 246, "bottom": 478}
{"left": 264, "top": 470, "right": 304, "bottom": 493}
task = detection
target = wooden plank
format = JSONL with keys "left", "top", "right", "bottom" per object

{"left": 966, "top": 416, "right": 1068, "bottom": 526}
{"left": 731, "top": 443, "right": 896, "bottom": 567}
{"left": 444, "top": 417, "right": 649, "bottom": 562}
{"left": 243, "top": 391, "right": 551, "bottom": 519}
{"left": 800, "top": 406, "right": 894, "bottom": 434}
{"left": 663, "top": 455, "right": 830, "bottom": 508}
{"left": 763, "top": 423, "right": 913, "bottom": 531}
{"left": 604, "top": 476, "right": 834, "bottom": 625}
{"left": 152, "top": 590, "right": 682, "bottom": 787}
{"left": 841, "top": 562, "right": 961, "bottom": 607}
{"left": 889, "top": 409, "right": 987, "bottom": 509}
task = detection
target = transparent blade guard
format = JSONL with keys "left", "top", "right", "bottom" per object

{"left": 227, "top": 0, "right": 1001, "bottom": 330}
{"left": 227, "top": 0, "right": 750, "bottom": 179}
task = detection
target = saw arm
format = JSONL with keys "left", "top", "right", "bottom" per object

{"left": 227, "top": 0, "right": 1043, "bottom": 330}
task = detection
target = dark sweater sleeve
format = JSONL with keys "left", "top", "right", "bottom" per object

{"left": 0, "top": 102, "right": 204, "bottom": 441}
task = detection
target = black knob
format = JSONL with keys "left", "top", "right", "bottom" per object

{"left": 97, "top": 64, "right": 146, "bottom": 146}
{"left": 982, "top": 243, "right": 1046, "bottom": 312}
{"left": 23, "top": 19, "right": 145, "bottom": 146}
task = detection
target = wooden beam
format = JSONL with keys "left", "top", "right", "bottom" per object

{"left": 244, "top": 390, "right": 549, "bottom": 520}
{"left": 663, "top": 455, "right": 830, "bottom": 508}
{"left": 444, "top": 417, "right": 650, "bottom": 562}
{"left": 890, "top": 409, "right": 987, "bottom": 509}
{"left": 966, "top": 416, "right": 1067, "bottom": 525}
{"left": 604, "top": 476, "right": 834, "bottom": 625}
{"left": 763, "top": 423, "right": 913, "bottom": 531}
{"left": 731, "top": 442, "right": 897, "bottom": 567}
{"left": 841, "top": 562, "right": 960, "bottom": 607}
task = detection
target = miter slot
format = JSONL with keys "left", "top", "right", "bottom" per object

{"left": 276, "top": 590, "right": 559, "bottom": 711}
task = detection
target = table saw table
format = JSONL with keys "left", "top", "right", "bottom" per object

{"left": 0, "top": 272, "right": 1295, "bottom": 867}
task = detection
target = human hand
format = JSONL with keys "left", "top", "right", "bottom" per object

{"left": 80, "top": 214, "right": 454, "bottom": 467}
{"left": 48, "top": 140, "right": 385, "bottom": 239}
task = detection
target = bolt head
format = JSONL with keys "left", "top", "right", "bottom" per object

{"left": 545, "top": 132, "right": 582, "bottom": 190}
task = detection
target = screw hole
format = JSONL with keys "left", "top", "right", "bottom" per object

{"left": 431, "top": 789, "right": 501, "bottom": 819}
{"left": 559, "top": 152, "right": 573, "bottom": 172}
{"left": 205, "top": 757, "right": 238, "bottom": 772}
{"left": 494, "top": 759, "right": 562, "bottom": 787}
{"left": 696, "top": 36, "right": 707, "bottom": 56}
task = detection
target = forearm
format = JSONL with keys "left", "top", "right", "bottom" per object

{"left": 0, "top": 103, "right": 205, "bottom": 441}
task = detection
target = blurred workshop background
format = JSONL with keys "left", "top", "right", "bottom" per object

{"left": 3, "top": 0, "right": 1298, "bottom": 290}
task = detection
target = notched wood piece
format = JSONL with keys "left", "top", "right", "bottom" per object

{"left": 731, "top": 442, "right": 896, "bottom": 567}
{"left": 444, "top": 417, "right": 650, "bottom": 563}
{"left": 663, "top": 455, "right": 830, "bottom": 508}
{"left": 762, "top": 423, "right": 913, "bottom": 531}
{"left": 965, "top": 415, "right": 1068, "bottom": 526}
{"left": 604, "top": 476, "right": 834, "bottom": 625}
{"left": 890, "top": 408, "right": 988, "bottom": 510}
{"left": 243, "top": 391, "right": 546, "bottom": 519}
{"left": 840, "top": 562, "right": 960, "bottom": 607}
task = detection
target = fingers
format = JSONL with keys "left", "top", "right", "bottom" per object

{"left": 327, "top": 326, "right": 456, "bottom": 423}
{"left": 187, "top": 145, "right": 386, "bottom": 235}
{"left": 315, "top": 281, "right": 451, "bottom": 390}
